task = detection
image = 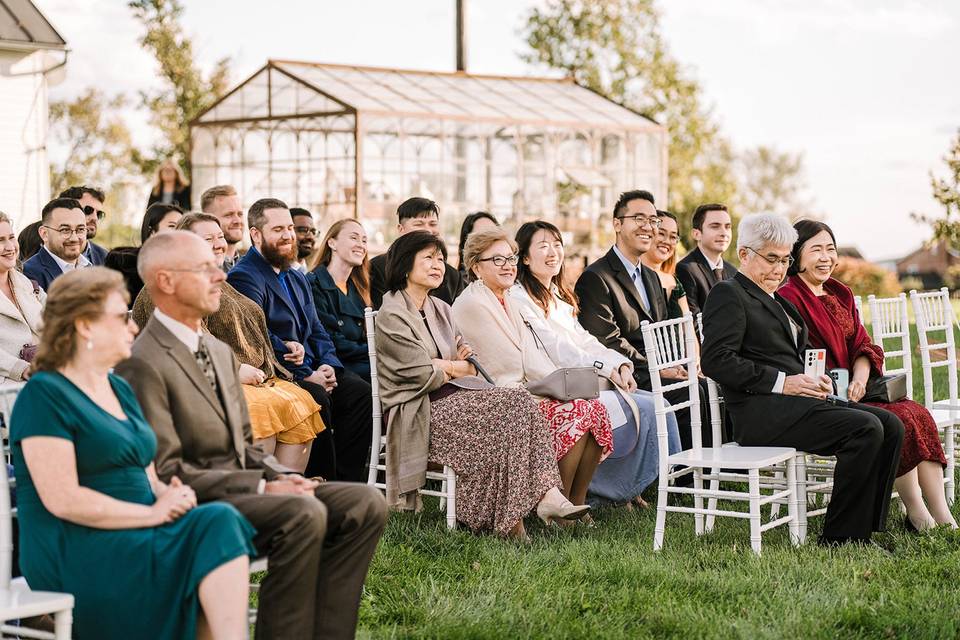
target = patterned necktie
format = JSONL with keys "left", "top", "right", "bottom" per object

{"left": 713, "top": 267, "right": 725, "bottom": 283}
{"left": 194, "top": 340, "right": 218, "bottom": 392}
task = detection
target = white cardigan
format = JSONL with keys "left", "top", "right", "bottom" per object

{"left": 0, "top": 269, "right": 45, "bottom": 386}
{"left": 509, "top": 284, "right": 631, "bottom": 379}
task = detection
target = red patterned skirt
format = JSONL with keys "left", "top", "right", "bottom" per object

{"left": 864, "top": 398, "right": 947, "bottom": 477}
{"left": 538, "top": 398, "right": 614, "bottom": 461}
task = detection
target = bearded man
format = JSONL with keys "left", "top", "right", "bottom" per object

{"left": 228, "top": 198, "right": 373, "bottom": 482}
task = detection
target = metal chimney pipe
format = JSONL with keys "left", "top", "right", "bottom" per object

{"left": 456, "top": 0, "right": 467, "bottom": 72}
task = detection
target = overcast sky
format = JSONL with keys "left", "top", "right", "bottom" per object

{"left": 35, "top": 0, "right": 959, "bottom": 260}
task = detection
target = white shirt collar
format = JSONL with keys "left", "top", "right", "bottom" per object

{"left": 43, "top": 245, "right": 91, "bottom": 272}
{"left": 701, "top": 249, "right": 724, "bottom": 271}
{"left": 612, "top": 244, "right": 642, "bottom": 275}
{"left": 153, "top": 308, "right": 203, "bottom": 352}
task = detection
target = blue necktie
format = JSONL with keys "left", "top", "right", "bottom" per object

{"left": 277, "top": 270, "right": 293, "bottom": 301}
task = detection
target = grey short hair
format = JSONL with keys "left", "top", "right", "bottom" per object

{"left": 138, "top": 230, "right": 199, "bottom": 285}
{"left": 737, "top": 213, "right": 798, "bottom": 251}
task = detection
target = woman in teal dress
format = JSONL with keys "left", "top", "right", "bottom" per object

{"left": 11, "top": 267, "right": 256, "bottom": 640}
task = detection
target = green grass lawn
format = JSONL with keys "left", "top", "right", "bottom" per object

{"left": 351, "top": 318, "right": 960, "bottom": 639}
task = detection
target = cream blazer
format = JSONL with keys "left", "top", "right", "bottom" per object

{"left": 0, "top": 270, "right": 45, "bottom": 386}
{"left": 452, "top": 280, "right": 557, "bottom": 387}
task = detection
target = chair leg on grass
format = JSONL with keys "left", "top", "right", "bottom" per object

{"left": 705, "top": 465, "right": 719, "bottom": 533}
{"left": 748, "top": 469, "right": 762, "bottom": 556}
{"left": 654, "top": 481, "right": 668, "bottom": 552}
{"left": 693, "top": 467, "right": 704, "bottom": 536}
{"left": 786, "top": 457, "right": 802, "bottom": 546}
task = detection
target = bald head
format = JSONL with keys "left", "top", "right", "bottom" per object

{"left": 138, "top": 230, "right": 225, "bottom": 322}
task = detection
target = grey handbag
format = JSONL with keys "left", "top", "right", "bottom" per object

{"left": 526, "top": 366, "right": 600, "bottom": 401}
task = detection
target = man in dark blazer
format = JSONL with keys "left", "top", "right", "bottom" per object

{"left": 59, "top": 185, "right": 108, "bottom": 265}
{"left": 369, "top": 197, "right": 463, "bottom": 309}
{"left": 116, "top": 231, "right": 386, "bottom": 640}
{"left": 23, "top": 197, "right": 92, "bottom": 290}
{"left": 701, "top": 213, "right": 903, "bottom": 546}
{"left": 228, "top": 198, "right": 372, "bottom": 482}
{"left": 576, "top": 189, "right": 712, "bottom": 452}
{"left": 675, "top": 203, "right": 737, "bottom": 318}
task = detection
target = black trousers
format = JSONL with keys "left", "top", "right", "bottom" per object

{"left": 299, "top": 368, "right": 373, "bottom": 482}
{"left": 738, "top": 401, "right": 904, "bottom": 541}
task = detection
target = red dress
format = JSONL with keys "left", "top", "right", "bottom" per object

{"left": 538, "top": 398, "right": 614, "bottom": 461}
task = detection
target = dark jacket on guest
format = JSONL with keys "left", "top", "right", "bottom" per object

{"left": 104, "top": 246, "right": 144, "bottom": 306}
{"left": 369, "top": 251, "right": 463, "bottom": 310}
{"left": 675, "top": 246, "right": 738, "bottom": 318}
{"left": 307, "top": 265, "right": 370, "bottom": 380}
{"left": 83, "top": 241, "right": 108, "bottom": 266}
{"left": 147, "top": 185, "right": 191, "bottom": 211}
{"left": 227, "top": 246, "right": 342, "bottom": 380}
{"left": 22, "top": 248, "right": 69, "bottom": 292}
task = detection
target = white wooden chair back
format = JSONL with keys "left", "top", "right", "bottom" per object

{"left": 867, "top": 293, "right": 913, "bottom": 399}
{"left": 853, "top": 295, "right": 864, "bottom": 327}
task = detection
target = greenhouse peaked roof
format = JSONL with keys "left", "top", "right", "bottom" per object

{"left": 194, "top": 60, "right": 660, "bottom": 131}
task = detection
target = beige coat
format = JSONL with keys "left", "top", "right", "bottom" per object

{"left": 0, "top": 270, "right": 45, "bottom": 386}
{"left": 451, "top": 281, "right": 557, "bottom": 387}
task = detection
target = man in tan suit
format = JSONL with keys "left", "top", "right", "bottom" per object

{"left": 115, "top": 231, "right": 386, "bottom": 640}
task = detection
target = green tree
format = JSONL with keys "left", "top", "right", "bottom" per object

{"left": 914, "top": 128, "right": 960, "bottom": 249}
{"left": 736, "top": 145, "right": 816, "bottom": 220}
{"left": 128, "top": 0, "right": 230, "bottom": 177}
{"left": 522, "top": 0, "right": 738, "bottom": 239}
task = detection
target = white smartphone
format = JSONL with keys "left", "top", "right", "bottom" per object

{"left": 804, "top": 349, "right": 826, "bottom": 379}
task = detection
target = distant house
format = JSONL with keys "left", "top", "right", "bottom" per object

{"left": 895, "top": 241, "right": 960, "bottom": 289}
{"left": 0, "top": 0, "right": 67, "bottom": 228}
{"left": 838, "top": 246, "right": 864, "bottom": 260}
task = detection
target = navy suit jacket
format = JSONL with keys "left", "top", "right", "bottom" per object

{"left": 22, "top": 249, "right": 65, "bottom": 291}
{"left": 84, "top": 241, "right": 108, "bottom": 266}
{"left": 227, "top": 247, "right": 342, "bottom": 379}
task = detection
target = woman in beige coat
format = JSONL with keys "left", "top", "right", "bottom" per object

{"left": 453, "top": 228, "right": 613, "bottom": 514}
{"left": 0, "top": 212, "right": 45, "bottom": 387}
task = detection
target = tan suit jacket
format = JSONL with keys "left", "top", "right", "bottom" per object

{"left": 115, "top": 316, "right": 290, "bottom": 501}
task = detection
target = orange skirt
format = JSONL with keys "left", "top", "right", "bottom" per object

{"left": 242, "top": 379, "right": 325, "bottom": 444}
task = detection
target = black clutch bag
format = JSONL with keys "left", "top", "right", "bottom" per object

{"left": 862, "top": 373, "right": 908, "bottom": 404}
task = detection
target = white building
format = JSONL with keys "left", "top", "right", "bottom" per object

{"left": 0, "top": 0, "right": 67, "bottom": 229}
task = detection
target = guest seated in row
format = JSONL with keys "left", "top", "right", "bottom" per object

{"left": 779, "top": 219, "right": 956, "bottom": 531}
{"left": 105, "top": 202, "right": 183, "bottom": 305}
{"left": 23, "top": 197, "right": 90, "bottom": 291}
{"left": 13, "top": 267, "right": 254, "bottom": 639}
{"left": 228, "top": 199, "right": 372, "bottom": 482}
{"left": 675, "top": 203, "right": 736, "bottom": 318}
{"left": 132, "top": 215, "right": 325, "bottom": 473}
{"left": 17, "top": 220, "right": 42, "bottom": 266}
{"left": 1, "top": 213, "right": 44, "bottom": 387}
{"left": 117, "top": 233, "right": 386, "bottom": 639}
{"left": 375, "top": 231, "right": 589, "bottom": 539}
{"left": 58, "top": 185, "right": 108, "bottom": 266}
{"left": 641, "top": 210, "right": 691, "bottom": 319}
{"left": 701, "top": 213, "right": 904, "bottom": 547}
{"left": 456, "top": 211, "right": 499, "bottom": 280}
{"left": 370, "top": 197, "right": 463, "bottom": 309}
{"left": 453, "top": 229, "right": 614, "bottom": 512}
{"left": 510, "top": 221, "right": 680, "bottom": 508}
{"left": 309, "top": 219, "right": 372, "bottom": 381}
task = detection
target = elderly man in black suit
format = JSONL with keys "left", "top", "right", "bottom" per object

{"left": 575, "top": 190, "right": 712, "bottom": 454}
{"left": 675, "top": 203, "right": 737, "bottom": 318}
{"left": 700, "top": 213, "right": 903, "bottom": 547}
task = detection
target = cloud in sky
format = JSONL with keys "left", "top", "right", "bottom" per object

{"left": 34, "top": 0, "right": 960, "bottom": 260}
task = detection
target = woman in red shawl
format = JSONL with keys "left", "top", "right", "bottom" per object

{"left": 779, "top": 220, "right": 955, "bottom": 532}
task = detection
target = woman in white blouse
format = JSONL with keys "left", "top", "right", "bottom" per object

{"left": 510, "top": 221, "right": 680, "bottom": 507}
{"left": 0, "top": 212, "right": 44, "bottom": 387}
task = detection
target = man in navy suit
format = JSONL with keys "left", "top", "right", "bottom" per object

{"left": 59, "top": 186, "right": 108, "bottom": 265}
{"left": 23, "top": 197, "right": 92, "bottom": 291}
{"left": 229, "top": 198, "right": 372, "bottom": 482}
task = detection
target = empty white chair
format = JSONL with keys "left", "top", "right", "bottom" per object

{"left": 364, "top": 308, "right": 457, "bottom": 529}
{"left": 853, "top": 295, "right": 865, "bottom": 327}
{"left": 867, "top": 293, "right": 914, "bottom": 400}
{"left": 642, "top": 314, "right": 801, "bottom": 555}
{"left": 909, "top": 288, "right": 957, "bottom": 503}
{"left": 0, "top": 385, "right": 74, "bottom": 640}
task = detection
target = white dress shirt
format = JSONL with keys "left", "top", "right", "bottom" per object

{"left": 44, "top": 245, "right": 91, "bottom": 273}
{"left": 612, "top": 244, "right": 651, "bottom": 312}
{"left": 153, "top": 308, "right": 202, "bottom": 353}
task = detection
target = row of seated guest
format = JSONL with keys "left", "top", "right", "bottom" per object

{"left": 0, "top": 212, "right": 44, "bottom": 387}
{"left": 105, "top": 202, "right": 184, "bottom": 305}
{"left": 132, "top": 213, "right": 326, "bottom": 473}
{"left": 373, "top": 231, "right": 592, "bottom": 539}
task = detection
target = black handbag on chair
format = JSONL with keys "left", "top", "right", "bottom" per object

{"left": 861, "top": 373, "right": 908, "bottom": 404}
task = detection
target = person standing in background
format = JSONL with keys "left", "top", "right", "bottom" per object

{"left": 147, "top": 159, "right": 191, "bottom": 210}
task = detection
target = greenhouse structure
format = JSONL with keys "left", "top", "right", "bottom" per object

{"left": 190, "top": 60, "right": 667, "bottom": 249}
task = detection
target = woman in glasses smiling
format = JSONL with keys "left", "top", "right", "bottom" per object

{"left": 641, "top": 210, "right": 690, "bottom": 321}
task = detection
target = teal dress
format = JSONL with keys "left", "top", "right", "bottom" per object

{"left": 11, "top": 372, "right": 257, "bottom": 640}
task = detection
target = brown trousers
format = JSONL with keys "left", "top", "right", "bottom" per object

{"left": 225, "top": 482, "right": 387, "bottom": 640}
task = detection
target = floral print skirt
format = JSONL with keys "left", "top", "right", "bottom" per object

{"left": 538, "top": 398, "right": 614, "bottom": 462}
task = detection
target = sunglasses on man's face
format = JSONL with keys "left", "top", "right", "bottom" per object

{"left": 81, "top": 205, "right": 106, "bottom": 221}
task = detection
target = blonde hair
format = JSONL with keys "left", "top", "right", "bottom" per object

{"left": 0, "top": 211, "right": 10, "bottom": 226}
{"left": 200, "top": 185, "right": 237, "bottom": 212}
{"left": 315, "top": 218, "right": 371, "bottom": 307}
{"left": 33, "top": 267, "right": 128, "bottom": 372}
{"left": 151, "top": 159, "right": 190, "bottom": 196}
{"left": 462, "top": 228, "right": 518, "bottom": 283}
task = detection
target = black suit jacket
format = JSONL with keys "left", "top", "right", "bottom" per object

{"left": 675, "top": 247, "right": 737, "bottom": 318}
{"left": 575, "top": 247, "right": 669, "bottom": 389}
{"left": 369, "top": 252, "right": 463, "bottom": 310}
{"left": 700, "top": 272, "right": 821, "bottom": 441}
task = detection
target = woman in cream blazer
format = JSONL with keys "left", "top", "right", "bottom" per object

{"left": 0, "top": 213, "right": 45, "bottom": 387}
{"left": 452, "top": 228, "right": 613, "bottom": 513}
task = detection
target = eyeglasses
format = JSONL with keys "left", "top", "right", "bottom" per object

{"left": 294, "top": 226, "right": 317, "bottom": 237}
{"left": 102, "top": 310, "right": 133, "bottom": 324}
{"left": 477, "top": 254, "right": 519, "bottom": 267}
{"left": 617, "top": 215, "right": 662, "bottom": 229}
{"left": 81, "top": 205, "right": 106, "bottom": 221}
{"left": 746, "top": 247, "right": 794, "bottom": 268}
{"left": 163, "top": 264, "right": 224, "bottom": 277}
{"left": 42, "top": 225, "right": 87, "bottom": 238}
